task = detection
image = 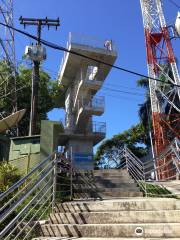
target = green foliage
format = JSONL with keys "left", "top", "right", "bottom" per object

{"left": 0, "top": 62, "right": 65, "bottom": 136}
{"left": 95, "top": 77, "right": 151, "bottom": 166}
{"left": 0, "top": 61, "right": 15, "bottom": 112}
{"left": 136, "top": 78, "right": 149, "bottom": 89}
{"left": 140, "top": 182, "right": 174, "bottom": 198}
{"left": 0, "top": 161, "right": 21, "bottom": 191}
{"left": 95, "top": 123, "right": 148, "bottom": 163}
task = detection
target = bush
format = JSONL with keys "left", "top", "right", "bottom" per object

{"left": 0, "top": 161, "right": 21, "bottom": 192}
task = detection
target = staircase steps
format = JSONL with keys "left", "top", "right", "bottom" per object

{"left": 33, "top": 169, "right": 180, "bottom": 239}
{"left": 55, "top": 198, "right": 180, "bottom": 213}
{"left": 33, "top": 238, "right": 180, "bottom": 240}
{"left": 39, "top": 223, "right": 180, "bottom": 238}
{"left": 49, "top": 210, "right": 180, "bottom": 224}
{"left": 73, "top": 169, "right": 143, "bottom": 198}
{"left": 35, "top": 198, "right": 180, "bottom": 238}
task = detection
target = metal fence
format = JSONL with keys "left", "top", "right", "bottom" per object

{"left": 58, "top": 32, "right": 117, "bottom": 79}
{"left": 69, "top": 32, "right": 117, "bottom": 52}
{"left": 0, "top": 152, "right": 72, "bottom": 240}
{"left": 97, "top": 138, "right": 180, "bottom": 197}
{"left": 92, "top": 121, "right": 106, "bottom": 134}
{"left": 78, "top": 96, "right": 105, "bottom": 111}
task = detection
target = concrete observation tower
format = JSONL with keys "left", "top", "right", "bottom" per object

{"left": 58, "top": 33, "right": 117, "bottom": 169}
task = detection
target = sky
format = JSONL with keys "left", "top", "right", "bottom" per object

{"left": 12, "top": 0, "right": 180, "bottom": 150}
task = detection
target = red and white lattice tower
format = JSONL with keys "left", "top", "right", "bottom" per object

{"left": 140, "top": 0, "right": 180, "bottom": 179}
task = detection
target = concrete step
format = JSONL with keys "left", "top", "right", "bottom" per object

{"left": 55, "top": 198, "right": 180, "bottom": 213}
{"left": 92, "top": 172, "right": 130, "bottom": 177}
{"left": 73, "top": 191, "right": 143, "bottom": 199}
{"left": 73, "top": 186, "right": 140, "bottom": 192}
{"left": 94, "top": 177, "right": 135, "bottom": 183}
{"left": 82, "top": 169, "right": 128, "bottom": 174}
{"left": 73, "top": 182, "right": 138, "bottom": 189}
{"left": 73, "top": 175, "right": 134, "bottom": 182}
{"left": 77, "top": 169, "right": 130, "bottom": 177}
{"left": 40, "top": 223, "right": 180, "bottom": 238}
{"left": 49, "top": 210, "right": 180, "bottom": 224}
{"left": 32, "top": 238, "right": 180, "bottom": 240}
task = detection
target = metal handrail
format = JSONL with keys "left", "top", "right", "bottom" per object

{"left": 122, "top": 138, "right": 180, "bottom": 197}
{"left": 0, "top": 151, "right": 75, "bottom": 240}
{"left": 97, "top": 138, "right": 179, "bottom": 197}
{"left": 0, "top": 162, "right": 55, "bottom": 225}
{"left": 6, "top": 182, "right": 53, "bottom": 240}
{"left": 0, "top": 155, "right": 57, "bottom": 213}
{"left": 0, "top": 151, "right": 56, "bottom": 200}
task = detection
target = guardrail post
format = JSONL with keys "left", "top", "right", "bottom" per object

{"left": 70, "top": 147, "right": 73, "bottom": 201}
{"left": 143, "top": 164, "right": 147, "bottom": 197}
{"left": 52, "top": 153, "right": 57, "bottom": 212}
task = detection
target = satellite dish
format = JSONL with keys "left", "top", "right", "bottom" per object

{"left": 0, "top": 109, "right": 26, "bottom": 133}
{"left": 175, "top": 12, "right": 180, "bottom": 36}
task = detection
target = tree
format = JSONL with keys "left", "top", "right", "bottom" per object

{"left": 94, "top": 123, "right": 148, "bottom": 168}
{"left": 137, "top": 78, "right": 151, "bottom": 137}
{"left": 0, "top": 62, "right": 65, "bottom": 136}
{"left": 94, "top": 78, "right": 151, "bottom": 168}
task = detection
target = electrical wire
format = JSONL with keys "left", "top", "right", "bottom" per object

{"left": 101, "top": 93, "right": 143, "bottom": 102}
{"left": 0, "top": 22, "right": 180, "bottom": 88}
{"left": 102, "top": 86, "right": 144, "bottom": 96}
{"left": 40, "top": 66, "right": 145, "bottom": 92}
{"left": 167, "top": 0, "right": 180, "bottom": 9}
{"left": 104, "top": 82, "right": 145, "bottom": 92}
{"left": 100, "top": 90, "right": 143, "bottom": 102}
{"left": 40, "top": 65, "right": 145, "bottom": 92}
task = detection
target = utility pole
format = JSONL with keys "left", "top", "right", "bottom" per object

{"left": 19, "top": 17, "right": 60, "bottom": 136}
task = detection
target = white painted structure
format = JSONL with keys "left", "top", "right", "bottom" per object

{"left": 57, "top": 32, "right": 117, "bottom": 169}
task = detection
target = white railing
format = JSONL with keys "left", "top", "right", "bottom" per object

{"left": 58, "top": 32, "right": 117, "bottom": 79}
{"left": 69, "top": 32, "right": 117, "bottom": 52}
{"left": 77, "top": 96, "right": 105, "bottom": 113}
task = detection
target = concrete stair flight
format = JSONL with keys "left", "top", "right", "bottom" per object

{"left": 35, "top": 198, "right": 180, "bottom": 239}
{"left": 73, "top": 169, "right": 143, "bottom": 199}
{"left": 33, "top": 238, "right": 180, "bottom": 240}
{"left": 33, "top": 169, "right": 180, "bottom": 239}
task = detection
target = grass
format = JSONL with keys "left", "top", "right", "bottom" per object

{"left": 138, "top": 181, "right": 176, "bottom": 198}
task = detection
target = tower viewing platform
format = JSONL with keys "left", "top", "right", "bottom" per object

{"left": 57, "top": 32, "right": 117, "bottom": 169}
{"left": 58, "top": 32, "right": 117, "bottom": 87}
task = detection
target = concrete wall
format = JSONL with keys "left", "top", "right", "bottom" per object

{"left": 40, "top": 120, "right": 64, "bottom": 161}
{"left": 0, "top": 135, "right": 10, "bottom": 161}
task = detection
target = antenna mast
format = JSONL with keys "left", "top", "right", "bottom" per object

{"left": 140, "top": 0, "right": 180, "bottom": 179}
{"left": 0, "top": 0, "right": 17, "bottom": 113}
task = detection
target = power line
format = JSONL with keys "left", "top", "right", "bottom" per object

{"left": 102, "top": 86, "right": 144, "bottom": 96}
{"left": 0, "top": 22, "right": 180, "bottom": 88}
{"left": 39, "top": 65, "right": 145, "bottom": 92}
{"left": 167, "top": 0, "right": 180, "bottom": 9}
{"left": 100, "top": 92, "right": 143, "bottom": 102}
{"left": 104, "top": 82, "right": 145, "bottom": 92}
{"left": 100, "top": 90, "right": 144, "bottom": 101}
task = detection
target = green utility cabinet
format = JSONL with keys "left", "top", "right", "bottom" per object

{"left": 9, "top": 135, "right": 40, "bottom": 174}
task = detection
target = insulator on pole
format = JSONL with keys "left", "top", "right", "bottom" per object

{"left": 175, "top": 11, "right": 180, "bottom": 36}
